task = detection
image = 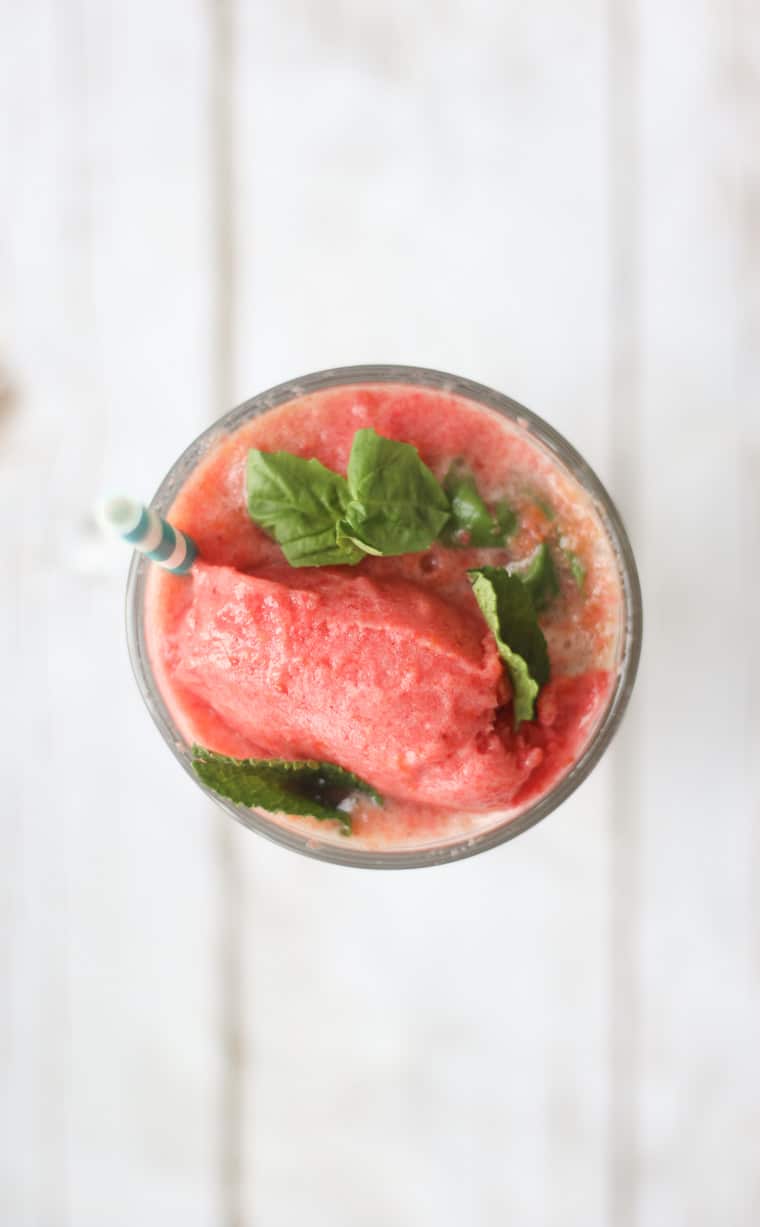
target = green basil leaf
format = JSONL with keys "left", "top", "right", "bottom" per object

{"left": 516, "top": 543, "right": 559, "bottom": 611}
{"left": 335, "top": 520, "right": 384, "bottom": 556}
{"left": 343, "top": 428, "right": 450, "bottom": 555}
{"left": 495, "top": 500, "right": 519, "bottom": 539}
{"left": 246, "top": 450, "right": 364, "bottom": 567}
{"left": 441, "top": 463, "right": 518, "bottom": 547}
{"left": 565, "top": 549, "right": 586, "bottom": 589}
{"left": 192, "top": 748, "right": 382, "bottom": 834}
{"left": 468, "top": 566, "right": 550, "bottom": 725}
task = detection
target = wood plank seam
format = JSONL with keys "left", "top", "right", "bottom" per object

{"left": 608, "top": 1, "right": 642, "bottom": 1224}
{"left": 210, "top": 2, "right": 246, "bottom": 1225}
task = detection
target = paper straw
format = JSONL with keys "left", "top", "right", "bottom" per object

{"left": 98, "top": 497, "right": 197, "bottom": 574}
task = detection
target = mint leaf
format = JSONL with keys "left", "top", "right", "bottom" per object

{"left": 246, "top": 450, "right": 364, "bottom": 567}
{"left": 565, "top": 549, "right": 586, "bottom": 589}
{"left": 516, "top": 543, "right": 559, "bottom": 611}
{"left": 468, "top": 566, "right": 550, "bottom": 724}
{"left": 343, "top": 428, "right": 450, "bottom": 556}
{"left": 441, "top": 463, "right": 517, "bottom": 547}
{"left": 192, "top": 748, "right": 381, "bottom": 834}
{"left": 495, "top": 500, "right": 519, "bottom": 539}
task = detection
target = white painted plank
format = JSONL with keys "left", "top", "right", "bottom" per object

{"left": 735, "top": 48, "right": 760, "bottom": 1227}
{"left": 0, "top": 9, "right": 80, "bottom": 1220}
{"left": 0, "top": 3, "right": 223, "bottom": 1223}
{"left": 231, "top": 3, "right": 614, "bottom": 1224}
{"left": 635, "top": 2, "right": 760, "bottom": 1224}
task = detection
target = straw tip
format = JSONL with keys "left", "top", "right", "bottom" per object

{"left": 95, "top": 496, "right": 144, "bottom": 535}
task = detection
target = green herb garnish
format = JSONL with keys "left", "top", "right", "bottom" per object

{"left": 565, "top": 549, "right": 586, "bottom": 589}
{"left": 246, "top": 451, "right": 364, "bottom": 567}
{"left": 495, "top": 500, "right": 519, "bottom": 540}
{"left": 468, "top": 566, "right": 550, "bottom": 725}
{"left": 246, "top": 429, "right": 449, "bottom": 566}
{"left": 342, "top": 428, "right": 450, "bottom": 556}
{"left": 517, "top": 543, "right": 559, "bottom": 611}
{"left": 442, "top": 462, "right": 517, "bottom": 547}
{"left": 192, "top": 748, "right": 381, "bottom": 834}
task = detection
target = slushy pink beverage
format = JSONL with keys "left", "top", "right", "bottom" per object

{"left": 143, "top": 376, "right": 627, "bottom": 853}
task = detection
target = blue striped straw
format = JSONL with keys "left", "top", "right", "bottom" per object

{"left": 98, "top": 497, "right": 198, "bottom": 574}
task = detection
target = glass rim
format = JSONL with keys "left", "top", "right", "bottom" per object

{"left": 126, "top": 363, "right": 643, "bottom": 870}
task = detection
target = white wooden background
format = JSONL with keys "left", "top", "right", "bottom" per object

{"left": 1, "top": 2, "right": 759, "bottom": 1225}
